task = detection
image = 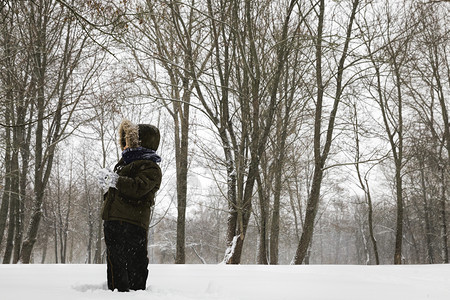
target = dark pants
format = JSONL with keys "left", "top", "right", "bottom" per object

{"left": 103, "top": 220, "right": 149, "bottom": 292}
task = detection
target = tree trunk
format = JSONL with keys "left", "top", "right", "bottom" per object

{"left": 175, "top": 133, "right": 188, "bottom": 264}
{"left": 294, "top": 166, "right": 323, "bottom": 264}
{"left": 10, "top": 140, "right": 20, "bottom": 264}
{"left": 16, "top": 109, "right": 31, "bottom": 263}
{"left": 174, "top": 88, "right": 190, "bottom": 264}
{"left": 256, "top": 173, "right": 268, "bottom": 265}
{"left": 93, "top": 205, "right": 103, "bottom": 264}
{"left": 12, "top": 96, "right": 30, "bottom": 264}
{"left": 393, "top": 64, "right": 404, "bottom": 265}
{"left": 439, "top": 167, "right": 449, "bottom": 263}
{"left": 40, "top": 230, "right": 48, "bottom": 264}
{"left": 420, "top": 162, "right": 434, "bottom": 263}
{"left": 3, "top": 118, "right": 19, "bottom": 264}
{"left": 269, "top": 93, "right": 291, "bottom": 265}
{"left": 2, "top": 191, "right": 16, "bottom": 264}
{"left": 94, "top": 117, "right": 107, "bottom": 265}
{"left": 0, "top": 114, "right": 11, "bottom": 250}
{"left": 61, "top": 166, "right": 73, "bottom": 263}
{"left": 366, "top": 186, "right": 379, "bottom": 265}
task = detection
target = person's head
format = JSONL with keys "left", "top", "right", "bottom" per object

{"left": 118, "top": 119, "right": 160, "bottom": 151}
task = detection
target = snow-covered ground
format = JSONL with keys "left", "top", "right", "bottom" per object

{"left": 1, "top": 264, "right": 449, "bottom": 300}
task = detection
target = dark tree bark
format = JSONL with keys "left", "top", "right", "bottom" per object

{"left": 439, "top": 167, "right": 449, "bottom": 263}
{"left": 256, "top": 173, "right": 269, "bottom": 265}
{"left": 0, "top": 133, "right": 11, "bottom": 252}
{"left": 0, "top": 77, "right": 12, "bottom": 255}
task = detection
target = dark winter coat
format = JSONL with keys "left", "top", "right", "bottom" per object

{"left": 101, "top": 120, "right": 162, "bottom": 230}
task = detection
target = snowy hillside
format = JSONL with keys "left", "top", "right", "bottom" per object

{"left": 0, "top": 264, "right": 449, "bottom": 300}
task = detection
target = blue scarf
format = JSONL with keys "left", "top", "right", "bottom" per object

{"left": 122, "top": 147, "right": 161, "bottom": 165}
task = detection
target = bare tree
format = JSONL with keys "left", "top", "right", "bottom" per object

{"left": 294, "top": 0, "right": 360, "bottom": 264}
{"left": 0, "top": 0, "right": 104, "bottom": 263}
{"left": 0, "top": 1, "right": 34, "bottom": 263}
{"left": 406, "top": 2, "right": 450, "bottom": 263}
{"left": 351, "top": 102, "right": 381, "bottom": 264}
{"left": 360, "top": 0, "right": 422, "bottom": 264}
{"left": 124, "top": 0, "right": 213, "bottom": 263}
{"left": 423, "top": 4, "right": 450, "bottom": 263}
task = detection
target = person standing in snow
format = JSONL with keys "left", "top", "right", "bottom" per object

{"left": 98, "top": 119, "right": 162, "bottom": 292}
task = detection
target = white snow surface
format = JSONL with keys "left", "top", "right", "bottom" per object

{"left": 1, "top": 264, "right": 449, "bottom": 300}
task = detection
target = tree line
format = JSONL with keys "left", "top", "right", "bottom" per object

{"left": 0, "top": 0, "right": 449, "bottom": 265}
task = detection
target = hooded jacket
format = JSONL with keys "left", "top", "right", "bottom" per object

{"left": 101, "top": 120, "right": 162, "bottom": 230}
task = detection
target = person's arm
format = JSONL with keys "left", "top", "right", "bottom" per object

{"left": 115, "top": 164, "right": 161, "bottom": 199}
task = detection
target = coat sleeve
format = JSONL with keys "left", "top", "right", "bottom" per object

{"left": 115, "top": 163, "right": 161, "bottom": 200}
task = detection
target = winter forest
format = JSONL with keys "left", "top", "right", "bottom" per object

{"left": 0, "top": 0, "right": 450, "bottom": 267}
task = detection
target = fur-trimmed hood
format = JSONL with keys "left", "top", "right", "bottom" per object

{"left": 118, "top": 119, "right": 160, "bottom": 151}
